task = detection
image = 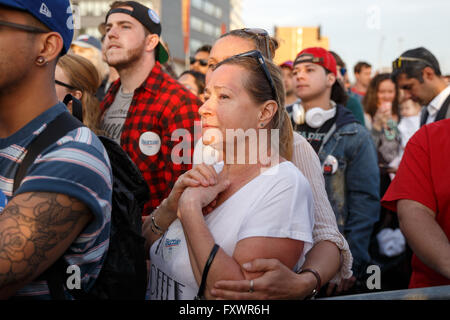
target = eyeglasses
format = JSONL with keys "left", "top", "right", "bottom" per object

{"left": 392, "top": 56, "right": 432, "bottom": 70}
{"left": 190, "top": 57, "right": 208, "bottom": 66}
{"left": 340, "top": 67, "right": 347, "bottom": 77}
{"left": 55, "top": 80, "right": 78, "bottom": 91}
{"left": 239, "top": 28, "right": 271, "bottom": 60}
{"left": 0, "top": 20, "right": 49, "bottom": 33}
{"left": 234, "top": 50, "right": 277, "bottom": 100}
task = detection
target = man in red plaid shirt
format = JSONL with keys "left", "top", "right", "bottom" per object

{"left": 100, "top": 1, "right": 201, "bottom": 215}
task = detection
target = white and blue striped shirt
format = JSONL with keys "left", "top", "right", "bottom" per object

{"left": 0, "top": 103, "right": 112, "bottom": 299}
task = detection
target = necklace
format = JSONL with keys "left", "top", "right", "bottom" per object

{"left": 383, "top": 119, "right": 398, "bottom": 141}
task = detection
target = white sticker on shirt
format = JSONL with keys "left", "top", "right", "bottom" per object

{"left": 323, "top": 154, "right": 338, "bottom": 175}
{"left": 139, "top": 131, "right": 161, "bottom": 156}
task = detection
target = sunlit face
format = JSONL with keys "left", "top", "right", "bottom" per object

{"left": 178, "top": 73, "right": 199, "bottom": 96}
{"left": 396, "top": 73, "right": 433, "bottom": 106}
{"left": 399, "top": 100, "right": 421, "bottom": 118}
{"left": 292, "top": 62, "right": 330, "bottom": 102}
{"left": 206, "top": 36, "right": 256, "bottom": 83}
{"left": 70, "top": 45, "right": 97, "bottom": 64}
{"left": 191, "top": 50, "right": 209, "bottom": 74}
{"left": 0, "top": 7, "right": 36, "bottom": 91}
{"left": 103, "top": 8, "right": 148, "bottom": 69}
{"left": 281, "top": 67, "right": 294, "bottom": 95}
{"left": 356, "top": 66, "right": 372, "bottom": 88}
{"left": 199, "top": 64, "right": 261, "bottom": 151}
{"left": 377, "top": 79, "right": 396, "bottom": 107}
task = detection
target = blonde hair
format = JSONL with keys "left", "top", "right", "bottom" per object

{"left": 214, "top": 54, "right": 293, "bottom": 161}
{"left": 220, "top": 29, "right": 279, "bottom": 60}
{"left": 57, "top": 54, "right": 103, "bottom": 135}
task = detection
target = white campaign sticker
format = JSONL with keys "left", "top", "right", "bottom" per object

{"left": 148, "top": 9, "right": 160, "bottom": 24}
{"left": 323, "top": 154, "right": 338, "bottom": 175}
{"left": 139, "top": 131, "right": 161, "bottom": 156}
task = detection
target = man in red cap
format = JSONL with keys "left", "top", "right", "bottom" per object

{"left": 291, "top": 47, "right": 380, "bottom": 294}
{"left": 279, "top": 60, "right": 298, "bottom": 107}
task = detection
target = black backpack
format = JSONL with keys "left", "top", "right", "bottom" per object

{"left": 13, "top": 99, "right": 150, "bottom": 299}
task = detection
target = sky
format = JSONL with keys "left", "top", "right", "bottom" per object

{"left": 241, "top": 0, "right": 450, "bottom": 81}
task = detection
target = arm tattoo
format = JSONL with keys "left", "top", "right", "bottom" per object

{"left": 0, "top": 192, "right": 90, "bottom": 289}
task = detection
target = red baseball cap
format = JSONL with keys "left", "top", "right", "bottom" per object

{"left": 279, "top": 60, "right": 293, "bottom": 69}
{"left": 293, "top": 47, "right": 337, "bottom": 76}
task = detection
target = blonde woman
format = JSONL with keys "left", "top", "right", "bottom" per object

{"left": 55, "top": 53, "right": 103, "bottom": 135}
{"left": 144, "top": 52, "right": 314, "bottom": 300}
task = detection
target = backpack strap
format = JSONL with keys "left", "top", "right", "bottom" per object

{"left": 12, "top": 111, "right": 83, "bottom": 299}
{"left": 63, "top": 94, "right": 83, "bottom": 123}
{"left": 13, "top": 111, "right": 84, "bottom": 193}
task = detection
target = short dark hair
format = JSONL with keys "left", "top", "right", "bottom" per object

{"left": 178, "top": 70, "right": 206, "bottom": 94}
{"left": 391, "top": 47, "right": 441, "bottom": 83}
{"left": 322, "top": 69, "right": 348, "bottom": 105}
{"left": 354, "top": 61, "right": 371, "bottom": 74}
{"left": 331, "top": 79, "right": 348, "bottom": 105}
{"left": 329, "top": 51, "right": 345, "bottom": 68}
{"left": 195, "top": 45, "right": 212, "bottom": 54}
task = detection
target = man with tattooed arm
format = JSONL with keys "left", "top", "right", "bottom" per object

{"left": 0, "top": 1, "right": 112, "bottom": 299}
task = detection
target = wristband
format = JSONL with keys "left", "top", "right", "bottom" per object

{"left": 297, "top": 268, "right": 322, "bottom": 299}
{"left": 195, "top": 244, "right": 220, "bottom": 300}
{"left": 150, "top": 210, "right": 164, "bottom": 235}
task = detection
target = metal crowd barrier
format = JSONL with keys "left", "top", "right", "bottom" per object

{"left": 319, "top": 285, "right": 450, "bottom": 300}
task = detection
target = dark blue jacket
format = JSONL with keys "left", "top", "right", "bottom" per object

{"left": 318, "top": 105, "right": 380, "bottom": 279}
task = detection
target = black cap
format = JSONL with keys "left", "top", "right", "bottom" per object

{"left": 105, "top": 1, "right": 168, "bottom": 63}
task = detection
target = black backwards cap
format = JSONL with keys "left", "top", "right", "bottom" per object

{"left": 105, "top": 1, "right": 168, "bottom": 63}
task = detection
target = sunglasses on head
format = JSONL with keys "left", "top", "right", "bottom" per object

{"left": 238, "top": 28, "right": 271, "bottom": 60}
{"left": 392, "top": 56, "right": 432, "bottom": 70}
{"left": 233, "top": 50, "right": 277, "bottom": 100}
{"left": 0, "top": 20, "right": 48, "bottom": 33}
{"left": 190, "top": 57, "right": 208, "bottom": 66}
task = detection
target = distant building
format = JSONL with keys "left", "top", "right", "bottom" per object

{"left": 230, "top": 0, "right": 244, "bottom": 30}
{"left": 274, "top": 26, "right": 329, "bottom": 64}
{"left": 73, "top": 1, "right": 160, "bottom": 38}
{"left": 171, "top": 0, "right": 230, "bottom": 72}
{"left": 74, "top": 0, "right": 234, "bottom": 75}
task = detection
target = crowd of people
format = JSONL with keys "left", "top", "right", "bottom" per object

{"left": 0, "top": 0, "right": 449, "bottom": 300}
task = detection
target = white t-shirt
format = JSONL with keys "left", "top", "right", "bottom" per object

{"left": 147, "top": 161, "right": 314, "bottom": 300}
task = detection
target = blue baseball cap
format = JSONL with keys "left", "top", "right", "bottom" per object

{"left": 0, "top": 0, "right": 74, "bottom": 54}
{"left": 72, "top": 34, "right": 102, "bottom": 52}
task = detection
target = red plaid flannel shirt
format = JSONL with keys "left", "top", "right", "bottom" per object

{"left": 100, "top": 62, "right": 201, "bottom": 215}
